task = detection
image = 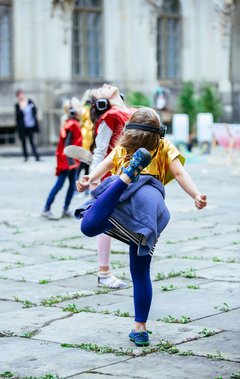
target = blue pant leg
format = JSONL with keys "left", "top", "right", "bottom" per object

{"left": 64, "top": 169, "right": 77, "bottom": 211}
{"left": 129, "top": 241, "right": 152, "bottom": 323}
{"left": 44, "top": 171, "right": 67, "bottom": 211}
{"left": 81, "top": 177, "right": 127, "bottom": 237}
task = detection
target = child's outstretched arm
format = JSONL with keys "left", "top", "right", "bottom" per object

{"left": 169, "top": 158, "right": 207, "bottom": 210}
{"left": 76, "top": 156, "right": 114, "bottom": 192}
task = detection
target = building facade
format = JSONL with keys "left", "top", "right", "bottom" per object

{"left": 0, "top": 0, "right": 239, "bottom": 145}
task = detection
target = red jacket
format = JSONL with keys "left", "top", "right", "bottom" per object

{"left": 56, "top": 118, "right": 82, "bottom": 176}
{"left": 95, "top": 108, "right": 132, "bottom": 180}
{"left": 95, "top": 108, "right": 132, "bottom": 156}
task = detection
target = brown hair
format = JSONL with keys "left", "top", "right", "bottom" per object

{"left": 119, "top": 107, "right": 161, "bottom": 155}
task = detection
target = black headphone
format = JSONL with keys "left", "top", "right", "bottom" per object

{"left": 94, "top": 98, "right": 110, "bottom": 112}
{"left": 125, "top": 123, "right": 167, "bottom": 139}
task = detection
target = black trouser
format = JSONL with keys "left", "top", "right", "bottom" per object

{"left": 21, "top": 128, "right": 40, "bottom": 160}
{"left": 77, "top": 161, "right": 89, "bottom": 180}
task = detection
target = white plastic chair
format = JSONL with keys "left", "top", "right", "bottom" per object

{"left": 196, "top": 113, "right": 213, "bottom": 143}
{"left": 172, "top": 113, "right": 189, "bottom": 143}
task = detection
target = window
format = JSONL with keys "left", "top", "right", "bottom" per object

{"left": 72, "top": 0, "right": 102, "bottom": 79}
{"left": 0, "top": 1, "right": 12, "bottom": 79}
{"left": 156, "top": 0, "right": 181, "bottom": 79}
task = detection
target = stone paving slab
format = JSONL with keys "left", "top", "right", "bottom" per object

{"left": 0, "top": 337, "right": 128, "bottom": 376}
{"left": 199, "top": 280, "right": 240, "bottom": 294}
{"left": 191, "top": 308, "right": 240, "bottom": 332}
{"left": 177, "top": 331, "right": 240, "bottom": 362}
{"left": 0, "top": 278, "right": 94, "bottom": 302}
{"left": 195, "top": 263, "right": 240, "bottom": 282}
{"left": 0, "top": 299, "right": 23, "bottom": 313}
{"left": 88, "top": 352, "right": 240, "bottom": 379}
{"left": 101, "top": 287, "right": 240, "bottom": 321}
{"left": 178, "top": 247, "right": 240, "bottom": 262}
{"left": 0, "top": 306, "right": 71, "bottom": 335}
{"left": 0, "top": 260, "right": 98, "bottom": 282}
{"left": 33, "top": 312, "right": 221, "bottom": 352}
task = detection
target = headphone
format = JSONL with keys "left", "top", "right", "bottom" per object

{"left": 94, "top": 98, "right": 110, "bottom": 112}
{"left": 125, "top": 123, "right": 167, "bottom": 139}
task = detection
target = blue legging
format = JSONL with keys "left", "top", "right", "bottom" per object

{"left": 81, "top": 177, "right": 152, "bottom": 322}
{"left": 44, "top": 169, "right": 76, "bottom": 211}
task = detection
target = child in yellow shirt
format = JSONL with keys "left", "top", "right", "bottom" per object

{"left": 75, "top": 107, "right": 207, "bottom": 347}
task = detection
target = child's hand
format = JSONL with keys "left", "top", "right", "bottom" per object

{"left": 76, "top": 175, "right": 91, "bottom": 192}
{"left": 195, "top": 194, "right": 207, "bottom": 209}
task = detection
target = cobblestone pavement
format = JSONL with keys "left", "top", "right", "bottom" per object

{"left": 0, "top": 152, "right": 240, "bottom": 379}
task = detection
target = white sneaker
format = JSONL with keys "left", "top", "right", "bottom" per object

{"left": 64, "top": 145, "right": 93, "bottom": 165}
{"left": 97, "top": 274, "right": 129, "bottom": 289}
{"left": 41, "top": 210, "right": 56, "bottom": 220}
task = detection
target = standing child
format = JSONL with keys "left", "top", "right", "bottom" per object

{"left": 75, "top": 107, "right": 207, "bottom": 347}
{"left": 42, "top": 104, "right": 82, "bottom": 219}
{"left": 71, "top": 84, "right": 132, "bottom": 289}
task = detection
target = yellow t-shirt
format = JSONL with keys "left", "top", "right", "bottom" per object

{"left": 109, "top": 139, "right": 185, "bottom": 185}
{"left": 81, "top": 106, "right": 93, "bottom": 151}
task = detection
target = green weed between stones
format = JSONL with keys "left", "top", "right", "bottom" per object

{"left": 180, "top": 255, "right": 206, "bottom": 260}
{"left": 40, "top": 292, "right": 90, "bottom": 307}
{"left": 154, "top": 267, "right": 198, "bottom": 281}
{"left": 158, "top": 315, "right": 192, "bottom": 324}
{"left": 181, "top": 268, "right": 197, "bottom": 278}
{"left": 111, "top": 250, "right": 128, "bottom": 255}
{"left": 20, "top": 331, "right": 38, "bottom": 339}
{"left": 206, "top": 351, "right": 225, "bottom": 360}
{"left": 0, "top": 330, "right": 16, "bottom": 337}
{"left": 39, "top": 279, "right": 51, "bottom": 284}
{"left": 63, "top": 305, "right": 96, "bottom": 313}
{"left": 61, "top": 339, "right": 179, "bottom": 356}
{"left": 161, "top": 284, "right": 177, "bottom": 291}
{"left": 61, "top": 343, "right": 134, "bottom": 356}
{"left": 178, "top": 350, "right": 194, "bottom": 356}
{"left": 0, "top": 372, "right": 60, "bottom": 379}
{"left": 214, "top": 302, "right": 230, "bottom": 312}
{"left": 62, "top": 304, "right": 132, "bottom": 317}
{"left": 94, "top": 288, "right": 112, "bottom": 295}
{"left": 113, "top": 309, "right": 132, "bottom": 317}
{"left": 231, "top": 373, "right": 240, "bottom": 379}
{"left": 50, "top": 255, "right": 76, "bottom": 261}
{"left": 187, "top": 284, "right": 199, "bottom": 289}
{"left": 13, "top": 297, "right": 36, "bottom": 308}
{"left": 198, "top": 328, "right": 216, "bottom": 337}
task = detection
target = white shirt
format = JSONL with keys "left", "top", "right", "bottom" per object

{"left": 90, "top": 121, "right": 113, "bottom": 172}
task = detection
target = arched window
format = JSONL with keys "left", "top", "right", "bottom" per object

{"left": 156, "top": 0, "right": 181, "bottom": 79}
{"left": 72, "top": 0, "right": 102, "bottom": 79}
{"left": 0, "top": 0, "right": 12, "bottom": 79}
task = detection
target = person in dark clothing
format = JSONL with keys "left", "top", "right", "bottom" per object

{"left": 15, "top": 89, "right": 40, "bottom": 161}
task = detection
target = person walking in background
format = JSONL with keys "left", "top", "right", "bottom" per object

{"left": 15, "top": 89, "right": 40, "bottom": 161}
{"left": 75, "top": 107, "right": 207, "bottom": 347}
{"left": 41, "top": 102, "right": 82, "bottom": 219}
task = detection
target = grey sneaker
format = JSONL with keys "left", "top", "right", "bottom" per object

{"left": 62, "top": 210, "right": 74, "bottom": 218}
{"left": 41, "top": 210, "right": 56, "bottom": 220}
{"left": 64, "top": 145, "right": 93, "bottom": 164}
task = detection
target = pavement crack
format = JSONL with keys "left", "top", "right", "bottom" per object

{"left": 64, "top": 357, "right": 134, "bottom": 379}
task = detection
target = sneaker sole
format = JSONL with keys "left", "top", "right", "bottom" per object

{"left": 129, "top": 337, "right": 149, "bottom": 347}
{"left": 64, "top": 145, "right": 93, "bottom": 164}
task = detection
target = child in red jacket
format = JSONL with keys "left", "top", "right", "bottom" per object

{"left": 42, "top": 105, "right": 82, "bottom": 219}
